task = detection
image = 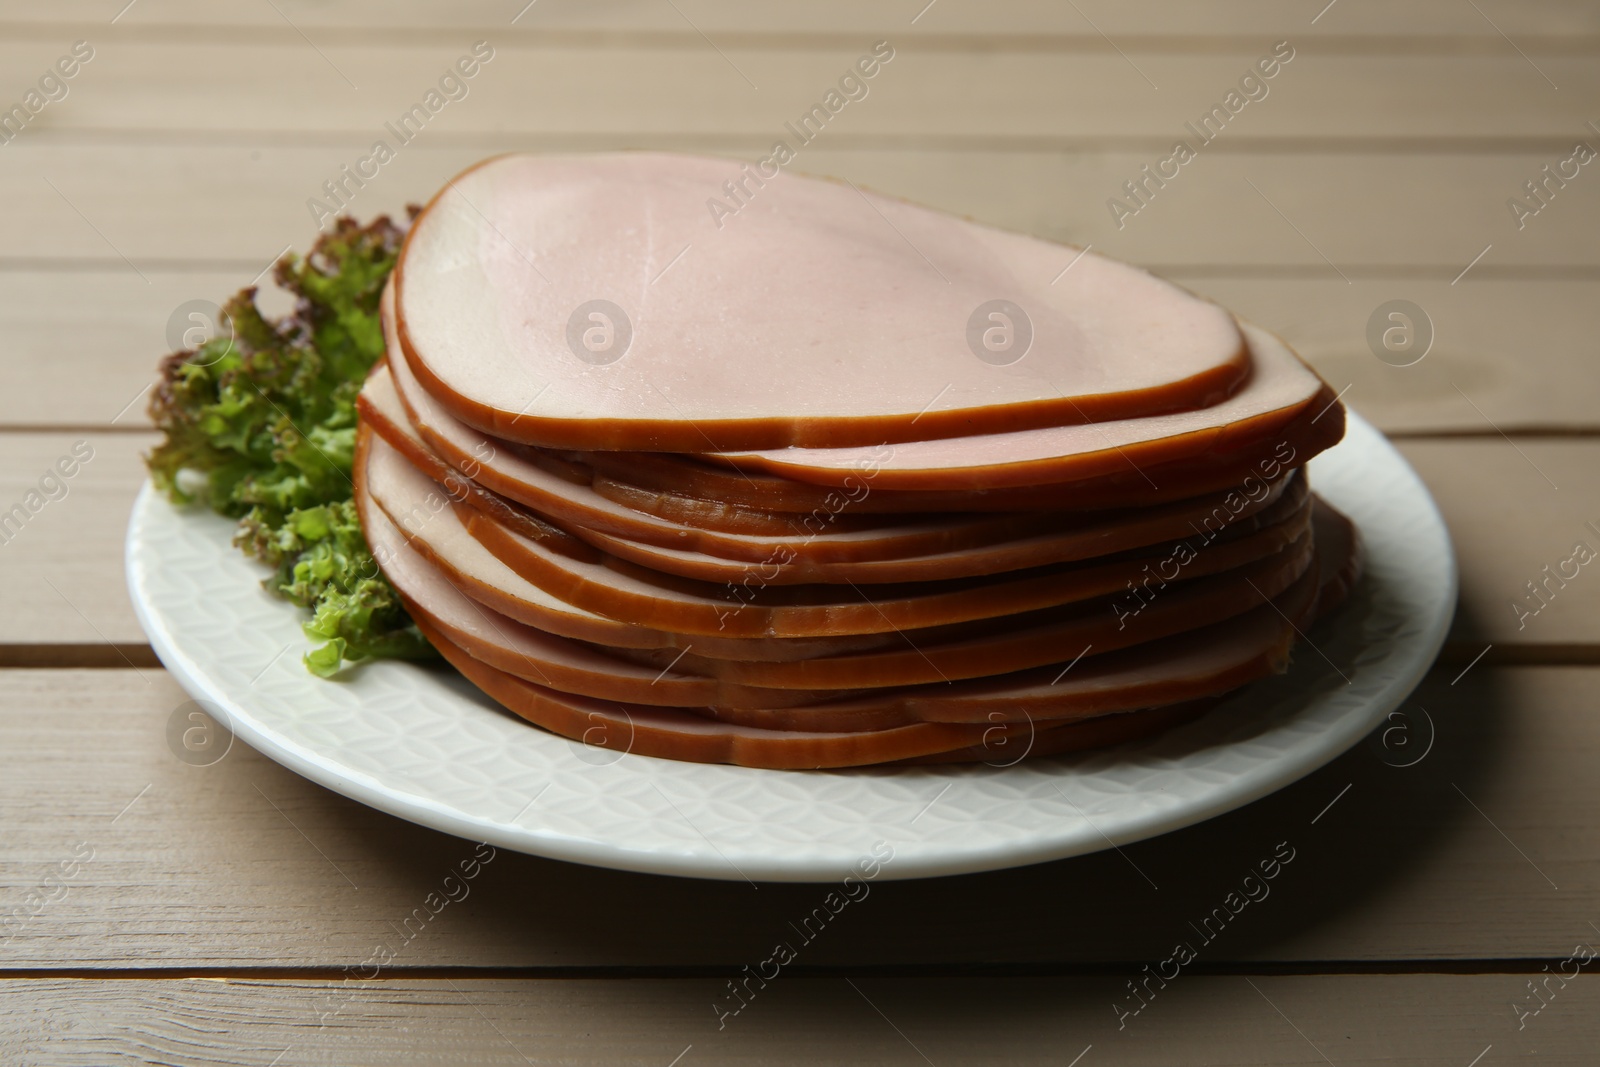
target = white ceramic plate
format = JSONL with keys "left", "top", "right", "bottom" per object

{"left": 126, "top": 412, "right": 1455, "bottom": 883}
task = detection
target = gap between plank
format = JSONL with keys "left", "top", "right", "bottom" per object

{"left": 0, "top": 960, "right": 1594, "bottom": 982}
{"left": 0, "top": 644, "right": 163, "bottom": 670}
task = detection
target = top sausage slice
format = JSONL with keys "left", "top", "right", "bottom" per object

{"left": 395, "top": 152, "right": 1248, "bottom": 452}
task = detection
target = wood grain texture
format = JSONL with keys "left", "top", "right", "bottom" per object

{"left": 5, "top": 142, "right": 1596, "bottom": 268}
{"left": 0, "top": 973, "right": 1596, "bottom": 1066}
{"left": 1, "top": 40, "right": 1596, "bottom": 140}
{"left": 0, "top": 664, "right": 1592, "bottom": 968}
{"left": 1398, "top": 440, "right": 1600, "bottom": 646}
{"left": 1183, "top": 278, "right": 1600, "bottom": 434}
{"left": 0, "top": 432, "right": 155, "bottom": 647}
{"left": 0, "top": 270, "right": 237, "bottom": 431}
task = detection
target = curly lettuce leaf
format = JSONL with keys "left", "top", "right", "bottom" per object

{"left": 146, "top": 214, "right": 433, "bottom": 675}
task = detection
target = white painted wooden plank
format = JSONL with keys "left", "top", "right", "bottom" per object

{"left": 0, "top": 40, "right": 1595, "bottom": 141}
{"left": 5, "top": 143, "right": 1595, "bottom": 269}
{"left": 0, "top": 665, "right": 1594, "bottom": 966}
{"left": 0, "top": 974, "right": 1593, "bottom": 1066}
{"left": 11, "top": 0, "right": 1600, "bottom": 40}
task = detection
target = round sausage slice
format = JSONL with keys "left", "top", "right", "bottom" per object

{"left": 395, "top": 152, "right": 1248, "bottom": 452}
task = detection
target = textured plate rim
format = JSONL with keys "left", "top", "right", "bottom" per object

{"left": 126, "top": 411, "right": 1455, "bottom": 882}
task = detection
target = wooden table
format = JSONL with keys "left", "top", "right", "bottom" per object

{"left": 3, "top": 2, "right": 1598, "bottom": 1062}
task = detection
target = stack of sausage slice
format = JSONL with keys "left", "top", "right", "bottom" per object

{"left": 354, "top": 153, "right": 1359, "bottom": 769}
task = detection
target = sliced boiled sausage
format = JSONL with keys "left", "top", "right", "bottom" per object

{"left": 395, "top": 153, "right": 1249, "bottom": 452}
